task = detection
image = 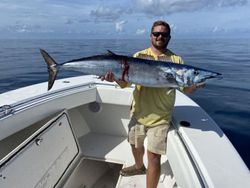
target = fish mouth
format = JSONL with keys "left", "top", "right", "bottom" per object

{"left": 206, "top": 72, "right": 223, "bottom": 80}
{"left": 197, "top": 72, "right": 222, "bottom": 85}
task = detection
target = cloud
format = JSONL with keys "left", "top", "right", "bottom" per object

{"left": 212, "top": 26, "right": 227, "bottom": 33}
{"left": 78, "top": 19, "right": 91, "bottom": 23}
{"left": 134, "top": 0, "right": 248, "bottom": 16}
{"left": 136, "top": 28, "right": 146, "bottom": 35}
{"left": 90, "top": 5, "right": 133, "bottom": 22}
{"left": 3, "top": 22, "right": 54, "bottom": 33}
{"left": 6, "top": 22, "right": 37, "bottom": 33}
{"left": 115, "top": 21, "right": 127, "bottom": 32}
{"left": 170, "top": 24, "right": 177, "bottom": 31}
{"left": 90, "top": 6, "right": 123, "bottom": 22}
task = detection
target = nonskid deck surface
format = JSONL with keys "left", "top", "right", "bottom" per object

{"left": 78, "top": 132, "right": 176, "bottom": 188}
{"left": 118, "top": 159, "right": 177, "bottom": 188}
{"left": 79, "top": 133, "right": 132, "bottom": 163}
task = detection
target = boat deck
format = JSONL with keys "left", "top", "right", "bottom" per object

{"left": 118, "top": 158, "right": 177, "bottom": 188}
{"left": 78, "top": 132, "right": 176, "bottom": 188}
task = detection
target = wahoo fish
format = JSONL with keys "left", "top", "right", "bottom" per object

{"left": 40, "top": 49, "right": 222, "bottom": 91}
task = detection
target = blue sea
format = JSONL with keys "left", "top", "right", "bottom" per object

{"left": 0, "top": 38, "right": 249, "bottom": 169}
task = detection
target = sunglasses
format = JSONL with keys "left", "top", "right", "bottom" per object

{"left": 152, "top": 32, "right": 169, "bottom": 38}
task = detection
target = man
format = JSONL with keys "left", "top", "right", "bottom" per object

{"left": 101, "top": 20, "right": 198, "bottom": 188}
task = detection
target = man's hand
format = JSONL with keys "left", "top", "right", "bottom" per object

{"left": 100, "top": 71, "right": 115, "bottom": 82}
{"left": 183, "top": 84, "right": 205, "bottom": 94}
{"left": 100, "top": 71, "right": 129, "bottom": 88}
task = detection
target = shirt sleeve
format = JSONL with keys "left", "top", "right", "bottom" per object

{"left": 179, "top": 57, "right": 184, "bottom": 64}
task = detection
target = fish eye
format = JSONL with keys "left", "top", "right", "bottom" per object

{"left": 193, "top": 70, "right": 199, "bottom": 75}
{"left": 165, "top": 73, "right": 174, "bottom": 79}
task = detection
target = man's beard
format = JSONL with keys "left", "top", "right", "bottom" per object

{"left": 152, "top": 40, "right": 168, "bottom": 50}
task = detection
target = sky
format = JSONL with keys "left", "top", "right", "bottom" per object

{"left": 0, "top": 0, "right": 250, "bottom": 39}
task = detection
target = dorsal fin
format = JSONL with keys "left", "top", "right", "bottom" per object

{"left": 106, "top": 50, "right": 117, "bottom": 56}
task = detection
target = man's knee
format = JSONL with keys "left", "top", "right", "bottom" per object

{"left": 147, "top": 150, "right": 161, "bottom": 164}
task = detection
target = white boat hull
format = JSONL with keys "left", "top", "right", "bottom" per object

{"left": 0, "top": 75, "right": 249, "bottom": 188}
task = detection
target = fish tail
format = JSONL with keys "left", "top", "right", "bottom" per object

{"left": 40, "top": 49, "right": 58, "bottom": 90}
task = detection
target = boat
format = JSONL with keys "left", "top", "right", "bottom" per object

{"left": 0, "top": 75, "right": 249, "bottom": 188}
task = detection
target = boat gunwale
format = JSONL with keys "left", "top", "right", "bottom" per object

{"left": 0, "top": 75, "right": 249, "bottom": 188}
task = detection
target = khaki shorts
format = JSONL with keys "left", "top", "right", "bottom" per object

{"left": 127, "top": 116, "right": 170, "bottom": 155}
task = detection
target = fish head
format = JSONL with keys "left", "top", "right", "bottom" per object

{"left": 174, "top": 66, "right": 222, "bottom": 87}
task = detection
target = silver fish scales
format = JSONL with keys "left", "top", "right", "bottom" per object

{"left": 40, "top": 49, "right": 222, "bottom": 91}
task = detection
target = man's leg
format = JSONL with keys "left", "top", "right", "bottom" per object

{"left": 120, "top": 145, "right": 146, "bottom": 176}
{"left": 147, "top": 150, "right": 161, "bottom": 188}
{"left": 120, "top": 122, "right": 146, "bottom": 176}
{"left": 131, "top": 144, "right": 145, "bottom": 169}
{"left": 146, "top": 123, "right": 169, "bottom": 187}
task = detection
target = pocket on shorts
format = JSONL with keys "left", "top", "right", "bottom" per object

{"left": 135, "top": 124, "right": 146, "bottom": 136}
{"left": 147, "top": 125, "right": 169, "bottom": 155}
{"left": 154, "top": 125, "right": 168, "bottom": 137}
{"left": 128, "top": 116, "right": 137, "bottom": 130}
{"left": 135, "top": 124, "right": 146, "bottom": 148}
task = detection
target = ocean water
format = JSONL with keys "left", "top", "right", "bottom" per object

{"left": 0, "top": 38, "right": 250, "bottom": 169}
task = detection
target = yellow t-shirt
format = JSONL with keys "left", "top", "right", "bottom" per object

{"left": 132, "top": 48, "right": 184, "bottom": 126}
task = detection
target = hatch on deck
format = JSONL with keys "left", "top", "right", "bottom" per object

{"left": 0, "top": 110, "right": 125, "bottom": 188}
{"left": 0, "top": 111, "right": 79, "bottom": 188}
{"left": 63, "top": 158, "right": 123, "bottom": 188}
